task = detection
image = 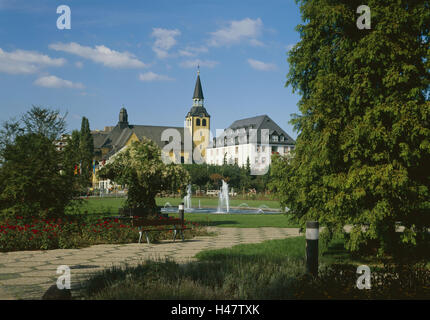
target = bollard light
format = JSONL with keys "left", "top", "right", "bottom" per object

{"left": 178, "top": 203, "right": 185, "bottom": 223}
{"left": 305, "top": 221, "right": 319, "bottom": 277}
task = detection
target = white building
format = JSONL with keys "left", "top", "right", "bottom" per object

{"left": 205, "top": 115, "right": 295, "bottom": 174}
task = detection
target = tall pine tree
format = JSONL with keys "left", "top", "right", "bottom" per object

{"left": 79, "top": 117, "right": 94, "bottom": 188}
{"left": 273, "top": 0, "right": 430, "bottom": 256}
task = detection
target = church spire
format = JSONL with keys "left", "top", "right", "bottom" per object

{"left": 193, "top": 68, "right": 204, "bottom": 101}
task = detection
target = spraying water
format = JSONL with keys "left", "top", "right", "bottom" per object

{"left": 217, "top": 180, "right": 230, "bottom": 213}
{"left": 184, "top": 184, "right": 192, "bottom": 210}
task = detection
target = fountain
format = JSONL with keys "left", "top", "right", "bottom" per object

{"left": 184, "top": 184, "right": 192, "bottom": 210}
{"left": 238, "top": 203, "right": 249, "bottom": 208}
{"left": 160, "top": 182, "right": 281, "bottom": 214}
{"left": 217, "top": 180, "right": 230, "bottom": 213}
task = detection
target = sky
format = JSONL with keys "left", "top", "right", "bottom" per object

{"left": 0, "top": 0, "right": 303, "bottom": 139}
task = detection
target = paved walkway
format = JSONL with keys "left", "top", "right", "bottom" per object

{"left": 0, "top": 227, "right": 300, "bottom": 300}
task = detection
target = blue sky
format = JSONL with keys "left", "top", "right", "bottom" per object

{"left": 0, "top": 0, "right": 302, "bottom": 139}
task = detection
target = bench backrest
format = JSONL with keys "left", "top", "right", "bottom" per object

{"left": 133, "top": 218, "right": 184, "bottom": 227}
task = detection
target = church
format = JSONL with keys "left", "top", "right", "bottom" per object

{"left": 91, "top": 71, "right": 294, "bottom": 190}
{"left": 92, "top": 70, "right": 210, "bottom": 165}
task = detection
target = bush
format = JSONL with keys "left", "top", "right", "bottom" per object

{"left": 0, "top": 215, "right": 207, "bottom": 252}
{"left": 291, "top": 263, "right": 430, "bottom": 299}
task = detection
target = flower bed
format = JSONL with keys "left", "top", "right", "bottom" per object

{"left": 0, "top": 215, "right": 206, "bottom": 252}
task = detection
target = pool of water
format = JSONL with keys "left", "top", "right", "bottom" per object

{"left": 160, "top": 206, "right": 282, "bottom": 215}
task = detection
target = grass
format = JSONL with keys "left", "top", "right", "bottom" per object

{"left": 79, "top": 234, "right": 430, "bottom": 299}
{"left": 67, "top": 196, "right": 298, "bottom": 228}
{"left": 80, "top": 236, "right": 307, "bottom": 300}
{"left": 71, "top": 196, "right": 281, "bottom": 215}
{"left": 170, "top": 212, "right": 299, "bottom": 228}
{"left": 195, "top": 236, "right": 306, "bottom": 262}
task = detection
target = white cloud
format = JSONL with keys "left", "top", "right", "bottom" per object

{"left": 0, "top": 48, "right": 65, "bottom": 74}
{"left": 49, "top": 42, "right": 146, "bottom": 68}
{"left": 178, "top": 46, "right": 208, "bottom": 57}
{"left": 34, "top": 75, "right": 84, "bottom": 89}
{"left": 138, "top": 71, "right": 173, "bottom": 82}
{"left": 179, "top": 59, "right": 219, "bottom": 69}
{"left": 247, "top": 58, "right": 276, "bottom": 71}
{"left": 249, "top": 39, "right": 265, "bottom": 47}
{"left": 209, "top": 18, "right": 263, "bottom": 47}
{"left": 151, "top": 28, "right": 181, "bottom": 59}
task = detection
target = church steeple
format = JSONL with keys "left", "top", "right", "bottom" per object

{"left": 187, "top": 69, "right": 210, "bottom": 117}
{"left": 193, "top": 68, "right": 204, "bottom": 103}
{"left": 185, "top": 69, "right": 211, "bottom": 161}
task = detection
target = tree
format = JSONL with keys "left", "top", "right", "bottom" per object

{"left": 0, "top": 107, "right": 76, "bottom": 219}
{"left": 98, "top": 138, "right": 190, "bottom": 216}
{"left": 79, "top": 117, "right": 94, "bottom": 187}
{"left": 63, "top": 130, "right": 83, "bottom": 189}
{"left": 273, "top": 0, "right": 430, "bottom": 255}
{"left": 209, "top": 173, "right": 223, "bottom": 189}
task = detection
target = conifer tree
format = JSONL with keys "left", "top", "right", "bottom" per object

{"left": 272, "top": 0, "right": 430, "bottom": 255}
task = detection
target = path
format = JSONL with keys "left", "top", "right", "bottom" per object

{"left": 0, "top": 227, "right": 300, "bottom": 300}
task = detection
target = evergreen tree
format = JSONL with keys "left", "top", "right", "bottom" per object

{"left": 79, "top": 117, "right": 94, "bottom": 187}
{"left": 272, "top": 0, "right": 430, "bottom": 255}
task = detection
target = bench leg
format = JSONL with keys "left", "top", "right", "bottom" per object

{"left": 180, "top": 229, "right": 185, "bottom": 242}
{"left": 173, "top": 226, "right": 177, "bottom": 242}
{"left": 138, "top": 227, "right": 143, "bottom": 244}
{"left": 145, "top": 232, "right": 150, "bottom": 244}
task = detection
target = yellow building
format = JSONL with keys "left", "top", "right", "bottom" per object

{"left": 91, "top": 71, "right": 211, "bottom": 189}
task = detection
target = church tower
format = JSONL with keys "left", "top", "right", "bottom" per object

{"left": 118, "top": 107, "right": 129, "bottom": 129}
{"left": 185, "top": 69, "right": 210, "bottom": 161}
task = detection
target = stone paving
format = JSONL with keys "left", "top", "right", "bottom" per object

{"left": 0, "top": 227, "right": 300, "bottom": 300}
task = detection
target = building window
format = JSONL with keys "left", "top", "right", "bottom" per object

{"left": 280, "top": 136, "right": 285, "bottom": 142}
{"left": 272, "top": 146, "right": 278, "bottom": 154}
{"left": 234, "top": 158, "right": 238, "bottom": 165}
{"left": 262, "top": 146, "right": 265, "bottom": 152}
{"left": 255, "top": 158, "right": 258, "bottom": 164}
{"left": 235, "top": 146, "right": 239, "bottom": 154}
{"left": 196, "top": 118, "right": 201, "bottom": 126}
{"left": 262, "top": 157, "right": 266, "bottom": 164}
{"left": 202, "top": 119, "right": 207, "bottom": 126}
{"left": 272, "top": 135, "right": 278, "bottom": 142}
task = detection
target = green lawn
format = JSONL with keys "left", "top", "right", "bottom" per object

{"left": 80, "top": 235, "right": 430, "bottom": 299}
{"left": 72, "top": 196, "right": 281, "bottom": 215}
{"left": 68, "top": 197, "right": 296, "bottom": 228}
{"left": 172, "top": 212, "right": 299, "bottom": 228}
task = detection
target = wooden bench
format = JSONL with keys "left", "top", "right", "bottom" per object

{"left": 132, "top": 217, "right": 188, "bottom": 244}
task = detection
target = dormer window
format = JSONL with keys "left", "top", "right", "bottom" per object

{"left": 272, "top": 135, "right": 278, "bottom": 142}
{"left": 280, "top": 136, "right": 285, "bottom": 142}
